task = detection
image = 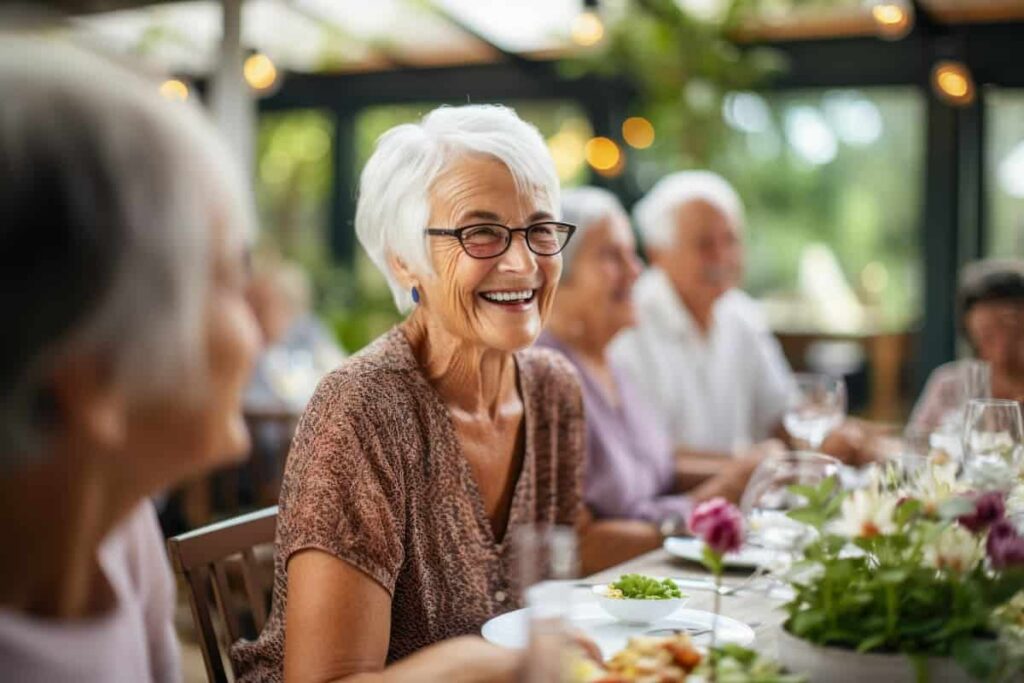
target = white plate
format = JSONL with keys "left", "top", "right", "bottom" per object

{"left": 663, "top": 537, "right": 780, "bottom": 570}
{"left": 481, "top": 602, "right": 755, "bottom": 659}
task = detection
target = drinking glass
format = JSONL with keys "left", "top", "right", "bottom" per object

{"left": 962, "top": 398, "right": 1024, "bottom": 488}
{"left": 740, "top": 451, "right": 842, "bottom": 585}
{"left": 783, "top": 374, "right": 847, "bottom": 450}
{"left": 513, "top": 525, "right": 578, "bottom": 683}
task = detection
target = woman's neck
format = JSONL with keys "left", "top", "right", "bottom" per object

{"left": 402, "top": 311, "right": 518, "bottom": 418}
{"left": 545, "top": 306, "right": 614, "bottom": 367}
{"left": 0, "top": 445, "right": 142, "bottom": 619}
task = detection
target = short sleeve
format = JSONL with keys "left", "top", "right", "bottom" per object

{"left": 277, "top": 373, "right": 407, "bottom": 595}
{"left": 544, "top": 352, "right": 586, "bottom": 530}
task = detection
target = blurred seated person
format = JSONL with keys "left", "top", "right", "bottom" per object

{"left": 909, "top": 259, "right": 1024, "bottom": 433}
{"left": 609, "top": 171, "right": 869, "bottom": 477}
{"left": 0, "top": 36, "right": 261, "bottom": 681}
{"left": 538, "top": 188, "right": 783, "bottom": 572}
{"left": 245, "top": 256, "right": 345, "bottom": 413}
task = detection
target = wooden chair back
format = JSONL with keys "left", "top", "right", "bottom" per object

{"left": 167, "top": 506, "right": 278, "bottom": 683}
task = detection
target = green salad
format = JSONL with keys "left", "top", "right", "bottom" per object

{"left": 607, "top": 574, "right": 683, "bottom": 600}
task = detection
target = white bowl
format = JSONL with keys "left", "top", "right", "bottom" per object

{"left": 591, "top": 583, "right": 688, "bottom": 624}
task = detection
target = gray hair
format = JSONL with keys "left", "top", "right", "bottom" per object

{"left": 355, "top": 104, "right": 560, "bottom": 312}
{"left": 559, "top": 186, "right": 629, "bottom": 279}
{"left": 0, "top": 36, "right": 255, "bottom": 462}
{"left": 632, "top": 170, "right": 744, "bottom": 249}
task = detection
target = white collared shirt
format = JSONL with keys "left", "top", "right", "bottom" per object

{"left": 609, "top": 268, "right": 795, "bottom": 453}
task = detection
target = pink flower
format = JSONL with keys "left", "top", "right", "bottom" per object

{"left": 986, "top": 519, "right": 1024, "bottom": 569}
{"left": 689, "top": 497, "right": 744, "bottom": 555}
{"left": 959, "top": 491, "right": 1006, "bottom": 533}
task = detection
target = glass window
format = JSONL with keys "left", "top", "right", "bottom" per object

{"left": 986, "top": 88, "right": 1024, "bottom": 257}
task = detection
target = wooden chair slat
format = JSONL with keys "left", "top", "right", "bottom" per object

{"left": 167, "top": 506, "right": 277, "bottom": 683}
{"left": 240, "top": 548, "right": 268, "bottom": 631}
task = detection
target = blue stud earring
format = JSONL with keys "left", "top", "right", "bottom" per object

{"left": 411, "top": 286, "right": 420, "bottom": 304}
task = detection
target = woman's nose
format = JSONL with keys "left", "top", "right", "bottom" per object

{"left": 497, "top": 232, "right": 537, "bottom": 272}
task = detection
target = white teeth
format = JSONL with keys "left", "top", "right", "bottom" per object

{"left": 481, "top": 289, "right": 533, "bottom": 303}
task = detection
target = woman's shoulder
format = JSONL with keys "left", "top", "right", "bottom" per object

{"left": 309, "top": 328, "right": 421, "bottom": 410}
{"left": 518, "top": 345, "right": 583, "bottom": 407}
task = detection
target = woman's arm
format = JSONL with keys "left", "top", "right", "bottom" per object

{"left": 578, "top": 507, "right": 662, "bottom": 575}
{"left": 284, "top": 550, "right": 521, "bottom": 683}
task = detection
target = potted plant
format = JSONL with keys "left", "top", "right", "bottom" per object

{"left": 776, "top": 468, "right": 1024, "bottom": 682}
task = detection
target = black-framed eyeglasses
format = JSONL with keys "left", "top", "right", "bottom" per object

{"left": 425, "top": 221, "right": 576, "bottom": 259}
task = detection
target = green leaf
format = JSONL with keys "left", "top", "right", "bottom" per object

{"left": 878, "top": 568, "right": 909, "bottom": 584}
{"left": 701, "top": 545, "right": 724, "bottom": 577}
{"left": 937, "top": 497, "right": 975, "bottom": 520}
{"left": 856, "top": 633, "right": 889, "bottom": 653}
{"left": 609, "top": 573, "right": 683, "bottom": 600}
{"left": 951, "top": 637, "right": 998, "bottom": 680}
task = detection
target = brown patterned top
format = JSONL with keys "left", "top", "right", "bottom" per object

{"left": 231, "top": 327, "right": 584, "bottom": 680}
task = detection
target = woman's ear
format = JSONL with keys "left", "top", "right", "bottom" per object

{"left": 387, "top": 252, "right": 418, "bottom": 291}
{"left": 48, "top": 355, "right": 128, "bottom": 451}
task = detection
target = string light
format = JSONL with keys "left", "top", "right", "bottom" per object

{"left": 584, "top": 136, "right": 621, "bottom": 172}
{"left": 571, "top": 0, "right": 604, "bottom": 47}
{"left": 159, "top": 78, "right": 190, "bottom": 101}
{"left": 244, "top": 52, "right": 278, "bottom": 92}
{"left": 867, "top": 0, "right": 913, "bottom": 40}
{"left": 932, "top": 60, "right": 975, "bottom": 107}
{"left": 622, "top": 117, "right": 655, "bottom": 149}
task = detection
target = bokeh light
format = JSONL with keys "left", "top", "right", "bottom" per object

{"left": 159, "top": 78, "right": 189, "bottom": 101}
{"left": 584, "top": 136, "right": 621, "bottom": 171}
{"left": 932, "top": 60, "right": 975, "bottom": 107}
{"left": 622, "top": 117, "right": 655, "bottom": 149}
{"left": 244, "top": 52, "right": 278, "bottom": 92}
{"left": 571, "top": 11, "right": 604, "bottom": 47}
{"left": 869, "top": 1, "right": 913, "bottom": 40}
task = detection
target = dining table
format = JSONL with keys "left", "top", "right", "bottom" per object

{"left": 583, "top": 546, "right": 790, "bottom": 656}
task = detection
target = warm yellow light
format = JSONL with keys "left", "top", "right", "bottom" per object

{"left": 547, "top": 130, "right": 587, "bottom": 182}
{"left": 244, "top": 53, "right": 278, "bottom": 92}
{"left": 571, "top": 10, "right": 604, "bottom": 47}
{"left": 932, "top": 61, "right": 975, "bottom": 106}
{"left": 872, "top": 4, "right": 904, "bottom": 26}
{"left": 584, "top": 136, "right": 621, "bottom": 172}
{"left": 596, "top": 154, "right": 625, "bottom": 179}
{"left": 159, "top": 78, "right": 189, "bottom": 101}
{"left": 622, "top": 117, "right": 655, "bottom": 149}
{"left": 869, "top": 1, "right": 913, "bottom": 39}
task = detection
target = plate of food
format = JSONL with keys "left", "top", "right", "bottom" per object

{"left": 481, "top": 602, "right": 754, "bottom": 660}
{"left": 663, "top": 536, "right": 780, "bottom": 570}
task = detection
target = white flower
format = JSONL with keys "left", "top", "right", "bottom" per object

{"left": 924, "top": 524, "right": 983, "bottom": 573}
{"left": 833, "top": 485, "right": 899, "bottom": 539}
{"left": 912, "top": 461, "right": 964, "bottom": 515}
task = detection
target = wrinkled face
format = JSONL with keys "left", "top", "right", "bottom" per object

{"left": 126, "top": 217, "right": 261, "bottom": 480}
{"left": 966, "top": 300, "right": 1024, "bottom": 372}
{"left": 556, "top": 212, "right": 642, "bottom": 340}
{"left": 650, "top": 199, "right": 742, "bottom": 309}
{"left": 420, "top": 155, "right": 562, "bottom": 353}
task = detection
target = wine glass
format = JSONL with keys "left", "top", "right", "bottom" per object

{"left": 739, "top": 451, "right": 842, "bottom": 586}
{"left": 962, "top": 398, "right": 1024, "bottom": 488}
{"left": 784, "top": 373, "right": 847, "bottom": 450}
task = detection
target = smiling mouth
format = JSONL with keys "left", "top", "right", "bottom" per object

{"left": 478, "top": 289, "right": 537, "bottom": 305}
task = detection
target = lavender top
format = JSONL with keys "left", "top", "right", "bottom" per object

{"left": 536, "top": 331, "right": 691, "bottom": 525}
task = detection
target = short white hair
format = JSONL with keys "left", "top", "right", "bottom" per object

{"left": 559, "top": 186, "right": 629, "bottom": 278}
{"left": 632, "top": 171, "right": 744, "bottom": 249}
{"left": 355, "top": 104, "right": 560, "bottom": 312}
{"left": 0, "top": 36, "right": 254, "bottom": 461}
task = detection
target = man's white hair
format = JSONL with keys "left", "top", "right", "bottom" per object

{"left": 355, "top": 104, "right": 560, "bottom": 312}
{"left": 0, "top": 36, "right": 255, "bottom": 460}
{"left": 559, "top": 186, "right": 629, "bottom": 278}
{"left": 632, "top": 171, "right": 744, "bottom": 249}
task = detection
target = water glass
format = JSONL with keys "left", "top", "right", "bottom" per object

{"left": 784, "top": 373, "right": 847, "bottom": 450}
{"left": 962, "top": 398, "right": 1024, "bottom": 488}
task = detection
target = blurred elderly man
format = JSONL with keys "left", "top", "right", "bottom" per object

{"left": 610, "top": 171, "right": 791, "bottom": 479}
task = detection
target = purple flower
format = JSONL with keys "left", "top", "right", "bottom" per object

{"left": 959, "top": 491, "right": 1006, "bottom": 533}
{"left": 689, "top": 497, "right": 744, "bottom": 555}
{"left": 986, "top": 519, "right": 1024, "bottom": 569}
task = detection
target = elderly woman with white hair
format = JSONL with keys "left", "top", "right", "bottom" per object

{"left": 537, "top": 187, "right": 767, "bottom": 572}
{"left": 0, "top": 37, "right": 260, "bottom": 680}
{"left": 232, "top": 104, "right": 584, "bottom": 681}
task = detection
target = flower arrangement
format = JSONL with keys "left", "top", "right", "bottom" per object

{"left": 781, "top": 467, "right": 1024, "bottom": 681}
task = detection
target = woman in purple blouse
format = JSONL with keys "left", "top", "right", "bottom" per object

{"left": 538, "top": 187, "right": 778, "bottom": 573}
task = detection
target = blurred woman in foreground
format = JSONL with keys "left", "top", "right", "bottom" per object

{"left": 0, "top": 36, "right": 261, "bottom": 680}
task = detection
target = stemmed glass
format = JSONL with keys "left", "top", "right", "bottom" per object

{"left": 784, "top": 373, "right": 847, "bottom": 450}
{"left": 962, "top": 398, "right": 1024, "bottom": 488}
{"left": 739, "top": 451, "right": 842, "bottom": 587}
